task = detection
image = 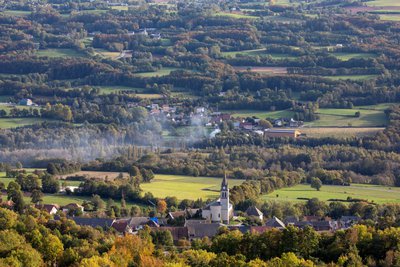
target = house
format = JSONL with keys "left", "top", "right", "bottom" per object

{"left": 62, "top": 203, "right": 84, "bottom": 213}
{"left": 195, "top": 107, "right": 206, "bottom": 114}
{"left": 201, "top": 175, "right": 233, "bottom": 224}
{"left": 166, "top": 211, "right": 187, "bottom": 220}
{"left": 289, "top": 118, "right": 304, "bottom": 128}
{"left": 240, "top": 122, "right": 254, "bottom": 131}
{"left": 35, "top": 204, "right": 59, "bottom": 215}
{"left": 339, "top": 216, "right": 361, "bottom": 229}
{"left": 185, "top": 220, "right": 222, "bottom": 240}
{"left": 265, "top": 216, "right": 286, "bottom": 229}
{"left": 112, "top": 218, "right": 132, "bottom": 234}
{"left": 294, "top": 220, "right": 338, "bottom": 232}
{"left": 128, "top": 217, "right": 155, "bottom": 231}
{"left": 71, "top": 217, "right": 115, "bottom": 229}
{"left": 0, "top": 200, "right": 14, "bottom": 209}
{"left": 152, "top": 227, "right": 189, "bottom": 243}
{"left": 264, "top": 129, "right": 301, "bottom": 139}
{"left": 18, "top": 98, "right": 33, "bottom": 106}
{"left": 245, "top": 206, "right": 264, "bottom": 221}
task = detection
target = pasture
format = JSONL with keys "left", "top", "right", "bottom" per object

{"left": 261, "top": 184, "right": 400, "bottom": 204}
{"left": 309, "top": 107, "right": 388, "bottom": 127}
{"left": 332, "top": 53, "right": 377, "bottom": 61}
{"left": 366, "top": 0, "right": 400, "bottom": 7}
{"left": 322, "top": 75, "right": 379, "bottom": 81}
{"left": 141, "top": 174, "right": 245, "bottom": 200}
{"left": 226, "top": 109, "right": 295, "bottom": 119}
{"left": 134, "top": 67, "right": 183, "bottom": 77}
{"left": 36, "top": 49, "right": 86, "bottom": 58}
{"left": 222, "top": 49, "right": 297, "bottom": 60}
{"left": 300, "top": 127, "right": 384, "bottom": 138}
{"left": 214, "top": 12, "right": 258, "bottom": 19}
{"left": 0, "top": 118, "right": 50, "bottom": 129}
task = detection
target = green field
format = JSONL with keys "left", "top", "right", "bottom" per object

{"left": 36, "top": 49, "right": 86, "bottom": 58}
{"left": 309, "top": 107, "right": 388, "bottom": 127}
{"left": 141, "top": 174, "right": 245, "bottom": 200}
{"left": 134, "top": 67, "right": 183, "bottom": 77}
{"left": 379, "top": 14, "right": 400, "bottom": 21}
{"left": 322, "top": 75, "right": 379, "bottom": 81}
{"left": 0, "top": 118, "right": 51, "bottom": 129}
{"left": 225, "top": 109, "right": 295, "bottom": 119}
{"left": 2, "top": 10, "right": 31, "bottom": 16}
{"left": 366, "top": 0, "right": 400, "bottom": 7}
{"left": 332, "top": 53, "right": 377, "bottom": 61}
{"left": 214, "top": 12, "right": 258, "bottom": 19}
{"left": 224, "top": 104, "right": 390, "bottom": 127}
{"left": 222, "top": 49, "right": 296, "bottom": 60}
{"left": 261, "top": 184, "right": 400, "bottom": 204}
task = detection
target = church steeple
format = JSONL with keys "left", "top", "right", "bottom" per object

{"left": 220, "top": 173, "right": 230, "bottom": 224}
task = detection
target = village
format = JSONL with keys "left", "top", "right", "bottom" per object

{"left": 2, "top": 175, "right": 360, "bottom": 245}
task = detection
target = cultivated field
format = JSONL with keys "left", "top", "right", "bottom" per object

{"left": 261, "top": 184, "right": 400, "bottom": 204}
{"left": 141, "top": 174, "right": 245, "bottom": 200}
{"left": 36, "top": 48, "right": 86, "bottom": 58}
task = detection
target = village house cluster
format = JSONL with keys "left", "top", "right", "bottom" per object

{"left": 16, "top": 176, "right": 361, "bottom": 244}
{"left": 147, "top": 103, "right": 304, "bottom": 139}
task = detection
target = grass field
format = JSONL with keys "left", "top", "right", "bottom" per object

{"left": 309, "top": 107, "right": 388, "bottom": 127}
{"left": 322, "top": 75, "right": 379, "bottom": 81}
{"left": 57, "top": 171, "right": 129, "bottom": 181}
{"left": 93, "top": 49, "right": 120, "bottom": 59}
{"left": 141, "top": 174, "right": 245, "bottom": 200}
{"left": 366, "top": 0, "right": 400, "bottom": 7}
{"left": 3, "top": 10, "right": 31, "bottom": 16}
{"left": 214, "top": 12, "right": 258, "bottom": 19}
{"left": 332, "top": 53, "right": 377, "bottom": 61}
{"left": 134, "top": 67, "right": 183, "bottom": 77}
{"left": 222, "top": 49, "right": 297, "bottom": 60}
{"left": 300, "top": 127, "right": 384, "bottom": 138}
{"left": 225, "top": 109, "right": 295, "bottom": 119}
{"left": 379, "top": 14, "right": 400, "bottom": 21}
{"left": 36, "top": 49, "right": 86, "bottom": 58}
{"left": 224, "top": 104, "right": 390, "bottom": 127}
{"left": 261, "top": 184, "right": 400, "bottom": 204}
{"left": 0, "top": 118, "right": 51, "bottom": 129}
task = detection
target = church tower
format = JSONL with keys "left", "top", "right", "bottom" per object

{"left": 220, "top": 173, "right": 230, "bottom": 224}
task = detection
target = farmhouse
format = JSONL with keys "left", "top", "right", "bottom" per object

{"left": 18, "top": 98, "right": 33, "bottom": 106}
{"left": 201, "top": 175, "right": 233, "bottom": 224}
{"left": 264, "top": 129, "right": 301, "bottom": 138}
{"left": 35, "top": 204, "right": 59, "bottom": 215}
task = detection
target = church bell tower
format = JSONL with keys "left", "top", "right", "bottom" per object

{"left": 220, "top": 173, "right": 229, "bottom": 224}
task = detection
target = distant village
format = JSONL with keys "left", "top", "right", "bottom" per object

{"left": 145, "top": 102, "right": 304, "bottom": 139}
{"left": 2, "top": 176, "right": 360, "bottom": 244}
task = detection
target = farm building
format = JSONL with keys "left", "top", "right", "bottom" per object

{"left": 18, "top": 98, "right": 33, "bottom": 106}
{"left": 264, "top": 129, "right": 301, "bottom": 138}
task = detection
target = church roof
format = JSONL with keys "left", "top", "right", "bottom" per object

{"left": 221, "top": 173, "right": 228, "bottom": 188}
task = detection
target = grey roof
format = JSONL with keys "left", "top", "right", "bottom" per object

{"left": 246, "top": 206, "right": 263, "bottom": 217}
{"left": 72, "top": 217, "right": 115, "bottom": 228}
{"left": 128, "top": 217, "right": 151, "bottom": 228}
{"left": 265, "top": 216, "right": 285, "bottom": 228}
{"left": 186, "top": 221, "right": 222, "bottom": 238}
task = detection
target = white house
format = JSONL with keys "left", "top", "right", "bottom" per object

{"left": 202, "top": 175, "right": 233, "bottom": 224}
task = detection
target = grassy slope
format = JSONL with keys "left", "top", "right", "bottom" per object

{"left": 333, "top": 53, "right": 377, "bottom": 61}
{"left": 141, "top": 174, "right": 244, "bottom": 200}
{"left": 261, "top": 184, "right": 400, "bottom": 204}
{"left": 367, "top": 0, "right": 400, "bottom": 7}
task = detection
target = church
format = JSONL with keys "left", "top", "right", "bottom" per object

{"left": 201, "top": 175, "right": 233, "bottom": 224}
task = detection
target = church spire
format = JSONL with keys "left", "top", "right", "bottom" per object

{"left": 221, "top": 172, "right": 228, "bottom": 189}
